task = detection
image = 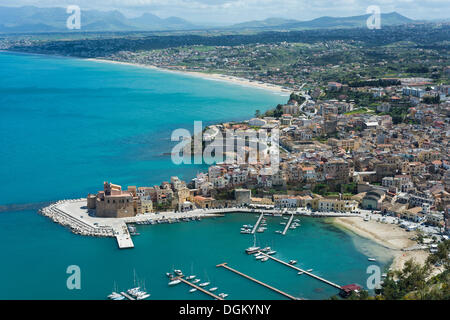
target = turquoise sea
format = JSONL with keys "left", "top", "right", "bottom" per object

{"left": 0, "top": 52, "right": 393, "bottom": 299}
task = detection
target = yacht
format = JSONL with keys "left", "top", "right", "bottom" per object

{"left": 267, "top": 250, "right": 276, "bottom": 255}
{"left": 199, "top": 282, "right": 210, "bottom": 287}
{"left": 174, "top": 269, "right": 183, "bottom": 276}
{"left": 255, "top": 255, "right": 264, "bottom": 260}
{"left": 246, "top": 246, "right": 260, "bottom": 254}
{"left": 168, "top": 279, "right": 181, "bottom": 286}
{"left": 107, "top": 292, "right": 123, "bottom": 300}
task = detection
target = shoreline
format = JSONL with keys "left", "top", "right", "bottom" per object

{"left": 332, "top": 216, "right": 429, "bottom": 272}
{"left": 1, "top": 50, "right": 290, "bottom": 95}
{"left": 86, "top": 58, "right": 292, "bottom": 95}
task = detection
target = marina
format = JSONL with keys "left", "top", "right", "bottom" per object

{"left": 256, "top": 252, "right": 342, "bottom": 290}
{"left": 40, "top": 199, "right": 361, "bottom": 249}
{"left": 282, "top": 214, "right": 295, "bottom": 235}
{"left": 251, "top": 213, "right": 265, "bottom": 234}
{"left": 216, "top": 262, "right": 299, "bottom": 300}
{"left": 174, "top": 277, "right": 224, "bottom": 300}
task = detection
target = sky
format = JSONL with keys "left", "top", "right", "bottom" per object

{"left": 0, "top": 0, "right": 448, "bottom": 24}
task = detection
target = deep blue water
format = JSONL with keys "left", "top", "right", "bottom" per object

{"left": 0, "top": 52, "right": 392, "bottom": 300}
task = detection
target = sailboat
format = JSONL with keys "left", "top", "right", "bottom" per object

{"left": 245, "top": 233, "right": 260, "bottom": 254}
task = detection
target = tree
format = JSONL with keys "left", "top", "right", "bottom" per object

{"left": 255, "top": 109, "right": 261, "bottom": 118}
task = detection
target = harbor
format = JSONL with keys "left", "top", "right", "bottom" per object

{"left": 216, "top": 263, "right": 299, "bottom": 300}
{"left": 40, "top": 199, "right": 361, "bottom": 249}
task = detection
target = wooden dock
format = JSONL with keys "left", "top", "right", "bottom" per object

{"left": 258, "top": 252, "right": 342, "bottom": 289}
{"left": 251, "top": 213, "right": 264, "bottom": 234}
{"left": 282, "top": 214, "right": 294, "bottom": 235}
{"left": 120, "top": 291, "right": 136, "bottom": 300}
{"left": 216, "top": 263, "right": 298, "bottom": 300}
{"left": 175, "top": 277, "right": 224, "bottom": 300}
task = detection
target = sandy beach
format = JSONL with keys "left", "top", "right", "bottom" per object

{"left": 86, "top": 58, "right": 292, "bottom": 94}
{"left": 333, "top": 216, "right": 429, "bottom": 271}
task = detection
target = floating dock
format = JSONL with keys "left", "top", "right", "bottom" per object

{"left": 257, "top": 252, "right": 342, "bottom": 290}
{"left": 282, "top": 214, "right": 295, "bottom": 235}
{"left": 175, "top": 277, "right": 224, "bottom": 300}
{"left": 251, "top": 213, "right": 265, "bottom": 234}
{"left": 216, "top": 263, "right": 298, "bottom": 300}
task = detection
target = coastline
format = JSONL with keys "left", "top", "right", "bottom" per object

{"left": 332, "top": 216, "right": 429, "bottom": 272}
{"left": 86, "top": 57, "right": 292, "bottom": 95}
{"left": 0, "top": 50, "right": 290, "bottom": 94}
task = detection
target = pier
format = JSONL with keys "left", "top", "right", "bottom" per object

{"left": 120, "top": 292, "right": 136, "bottom": 300}
{"left": 257, "top": 252, "right": 342, "bottom": 290}
{"left": 216, "top": 263, "right": 298, "bottom": 300}
{"left": 251, "top": 213, "right": 264, "bottom": 234}
{"left": 175, "top": 277, "right": 224, "bottom": 300}
{"left": 282, "top": 214, "right": 295, "bottom": 235}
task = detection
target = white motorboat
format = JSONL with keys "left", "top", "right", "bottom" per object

{"left": 219, "top": 293, "right": 229, "bottom": 298}
{"left": 192, "top": 279, "right": 201, "bottom": 284}
{"left": 189, "top": 288, "right": 197, "bottom": 293}
{"left": 289, "top": 260, "right": 297, "bottom": 265}
{"left": 186, "top": 275, "right": 196, "bottom": 280}
{"left": 168, "top": 279, "right": 181, "bottom": 286}
{"left": 199, "top": 282, "right": 210, "bottom": 287}
{"left": 209, "top": 287, "right": 218, "bottom": 292}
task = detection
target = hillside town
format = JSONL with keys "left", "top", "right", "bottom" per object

{"left": 86, "top": 78, "right": 450, "bottom": 245}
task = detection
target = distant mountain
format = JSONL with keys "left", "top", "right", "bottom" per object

{"left": 231, "top": 18, "right": 299, "bottom": 29}
{"left": 0, "top": 6, "right": 416, "bottom": 34}
{"left": 228, "top": 12, "right": 414, "bottom": 30}
{"left": 0, "top": 6, "right": 197, "bottom": 33}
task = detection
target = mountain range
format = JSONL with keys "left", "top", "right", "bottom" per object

{"left": 0, "top": 6, "right": 416, "bottom": 34}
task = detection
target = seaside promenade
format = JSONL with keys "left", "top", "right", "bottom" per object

{"left": 40, "top": 199, "right": 361, "bottom": 249}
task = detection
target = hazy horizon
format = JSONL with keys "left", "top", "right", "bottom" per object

{"left": 0, "top": 1, "right": 449, "bottom": 25}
